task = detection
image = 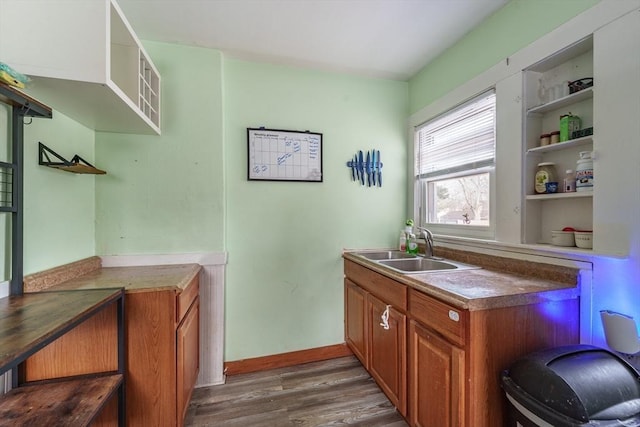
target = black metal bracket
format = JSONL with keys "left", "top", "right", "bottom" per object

{"left": 38, "top": 142, "right": 106, "bottom": 175}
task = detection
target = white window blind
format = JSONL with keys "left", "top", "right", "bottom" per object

{"left": 416, "top": 91, "right": 496, "bottom": 179}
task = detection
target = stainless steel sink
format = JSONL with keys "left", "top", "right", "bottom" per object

{"left": 355, "top": 251, "right": 418, "bottom": 260}
{"left": 378, "top": 257, "right": 480, "bottom": 273}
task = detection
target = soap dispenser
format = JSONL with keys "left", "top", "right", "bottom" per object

{"left": 406, "top": 232, "right": 419, "bottom": 254}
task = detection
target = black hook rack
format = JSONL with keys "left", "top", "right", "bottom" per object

{"left": 38, "top": 142, "right": 106, "bottom": 175}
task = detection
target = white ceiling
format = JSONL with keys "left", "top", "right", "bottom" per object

{"left": 117, "top": 0, "right": 508, "bottom": 81}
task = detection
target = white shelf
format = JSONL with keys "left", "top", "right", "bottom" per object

{"left": 526, "top": 191, "right": 593, "bottom": 201}
{"left": 527, "top": 87, "right": 593, "bottom": 115}
{"left": 526, "top": 136, "right": 593, "bottom": 155}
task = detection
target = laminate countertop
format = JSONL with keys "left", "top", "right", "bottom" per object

{"left": 24, "top": 259, "right": 201, "bottom": 294}
{"left": 343, "top": 250, "right": 580, "bottom": 311}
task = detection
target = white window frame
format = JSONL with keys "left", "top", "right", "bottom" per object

{"left": 414, "top": 90, "right": 497, "bottom": 240}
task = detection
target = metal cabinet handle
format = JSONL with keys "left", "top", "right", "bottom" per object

{"left": 380, "top": 305, "right": 392, "bottom": 330}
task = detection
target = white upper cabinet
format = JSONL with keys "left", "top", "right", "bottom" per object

{"left": 0, "top": 0, "right": 160, "bottom": 135}
{"left": 592, "top": 9, "right": 640, "bottom": 256}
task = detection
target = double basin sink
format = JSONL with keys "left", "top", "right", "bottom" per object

{"left": 354, "top": 250, "right": 480, "bottom": 274}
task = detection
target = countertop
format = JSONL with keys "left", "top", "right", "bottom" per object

{"left": 25, "top": 259, "right": 201, "bottom": 294}
{"left": 343, "top": 251, "right": 580, "bottom": 311}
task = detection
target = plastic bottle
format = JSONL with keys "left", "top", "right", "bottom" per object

{"left": 576, "top": 151, "right": 593, "bottom": 192}
{"left": 563, "top": 169, "right": 576, "bottom": 193}
{"left": 398, "top": 231, "right": 407, "bottom": 251}
{"left": 406, "top": 232, "right": 419, "bottom": 254}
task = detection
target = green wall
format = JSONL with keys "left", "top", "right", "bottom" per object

{"left": 2, "top": 102, "right": 94, "bottom": 279}
{"left": 23, "top": 112, "right": 96, "bottom": 274}
{"left": 224, "top": 59, "right": 408, "bottom": 360}
{"left": 95, "top": 42, "right": 225, "bottom": 254}
{"left": 409, "top": 0, "right": 599, "bottom": 114}
{"left": 93, "top": 42, "right": 408, "bottom": 360}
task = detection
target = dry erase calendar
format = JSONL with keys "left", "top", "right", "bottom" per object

{"left": 247, "top": 128, "right": 323, "bottom": 182}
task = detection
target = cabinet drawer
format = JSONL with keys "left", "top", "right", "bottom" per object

{"left": 408, "top": 289, "right": 467, "bottom": 347}
{"left": 345, "top": 260, "right": 407, "bottom": 311}
{"left": 177, "top": 275, "right": 199, "bottom": 322}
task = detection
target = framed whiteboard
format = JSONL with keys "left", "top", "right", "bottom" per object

{"left": 247, "top": 128, "right": 323, "bottom": 182}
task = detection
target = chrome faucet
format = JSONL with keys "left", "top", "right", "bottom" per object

{"left": 417, "top": 226, "right": 434, "bottom": 258}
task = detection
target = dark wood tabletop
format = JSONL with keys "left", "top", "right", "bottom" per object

{"left": 0, "top": 288, "right": 123, "bottom": 374}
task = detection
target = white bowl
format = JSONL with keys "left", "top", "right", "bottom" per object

{"left": 551, "top": 230, "right": 575, "bottom": 247}
{"left": 574, "top": 231, "right": 593, "bottom": 249}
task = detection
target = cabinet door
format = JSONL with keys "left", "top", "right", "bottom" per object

{"left": 368, "top": 293, "right": 407, "bottom": 416}
{"left": 409, "top": 320, "right": 465, "bottom": 427}
{"left": 177, "top": 298, "right": 200, "bottom": 426}
{"left": 345, "top": 279, "right": 368, "bottom": 367}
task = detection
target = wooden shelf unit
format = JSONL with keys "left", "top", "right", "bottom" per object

{"left": 0, "top": 289, "right": 125, "bottom": 426}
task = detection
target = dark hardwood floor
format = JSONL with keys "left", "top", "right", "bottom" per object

{"left": 185, "top": 355, "right": 408, "bottom": 426}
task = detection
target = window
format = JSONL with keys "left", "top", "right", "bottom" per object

{"left": 414, "top": 90, "right": 496, "bottom": 238}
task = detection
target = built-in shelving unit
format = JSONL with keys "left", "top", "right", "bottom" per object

{"left": 0, "top": 0, "right": 161, "bottom": 135}
{"left": 522, "top": 36, "right": 594, "bottom": 247}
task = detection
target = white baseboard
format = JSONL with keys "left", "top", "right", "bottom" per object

{"left": 0, "top": 281, "right": 8, "bottom": 299}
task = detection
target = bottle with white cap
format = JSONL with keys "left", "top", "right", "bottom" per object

{"left": 563, "top": 169, "right": 576, "bottom": 193}
{"left": 576, "top": 151, "right": 593, "bottom": 192}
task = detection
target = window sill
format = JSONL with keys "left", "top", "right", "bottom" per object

{"left": 431, "top": 235, "right": 625, "bottom": 263}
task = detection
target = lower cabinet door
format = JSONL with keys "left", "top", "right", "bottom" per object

{"left": 368, "top": 293, "right": 407, "bottom": 416}
{"left": 408, "top": 320, "right": 465, "bottom": 427}
{"left": 345, "top": 279, "right": 368, "bottom": 367}
{"left": 177, "top": 297, "right": 200, "bottom": 426}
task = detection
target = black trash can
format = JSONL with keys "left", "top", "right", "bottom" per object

{"left": 501, "top": 345, "right": 640, "bottom": 427}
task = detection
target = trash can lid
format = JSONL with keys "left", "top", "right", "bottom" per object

{"left": 506, "top": 345, "right": 640, "bottom": 422}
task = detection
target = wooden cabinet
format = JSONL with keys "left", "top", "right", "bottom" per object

{"left": 409, "top": 320, "right": 464, "bottom": 427}
{"left": 408, "top": 289, "right": 467, "bottom": 427}
{"left": 126, "top": 275, "right": 200, "bottom": 427}
{"left": 368, "top": 294, "right": 406, "bottom": 414}
{"left": 344, "top": 261, "right": 407, "bottom": 416}
{"left": 0, "top": 0, "right": 161, "bottom": 134}
{"left": 0, "top": 289, "right": 125, "bottom": 426}
{"left": 344, "top": 259, "right": 580, "bottom": 426}
{"left": 407, "top": 287, "right": 579, "bottom": 427}
{"left": 345, "top": 279, "right": 368, "bottom": 367}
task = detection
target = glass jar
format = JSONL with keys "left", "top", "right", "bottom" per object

{"left": 550, "top": 131, "right": 560, "bottom": 144}
{"left": 540, "top": 133, "right": 551, "bottom": 146}
{"left": 535, "top": 162, "right": 557, "bottom": 194}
